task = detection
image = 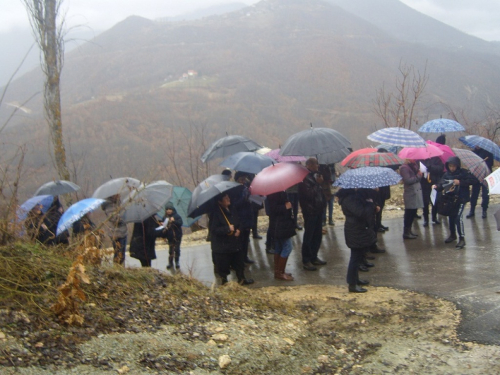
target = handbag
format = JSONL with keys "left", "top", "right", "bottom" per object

{"left": 274, "top": 214, "right": 297, "bottom": 240}
{"left": 436, "top": 186, "right": 460, "bottom": 216}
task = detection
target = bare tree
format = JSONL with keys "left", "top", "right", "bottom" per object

{"left": 22, "top": 0, "right": 70, "bottom": 180}
{"left": 374, "top": 60, "right": 429, "bottom": 130}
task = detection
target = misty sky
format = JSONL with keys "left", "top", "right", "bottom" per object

{"left": 1, "top": 0, "right": 500, "bottom": 41}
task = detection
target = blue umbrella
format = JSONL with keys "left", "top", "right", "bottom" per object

{"left": 17, "top": 195, "right": 53, "bottom": 221}
{"left": 333, "top": 167, "right": 402, "bottom": 189}
{"left": 219, "top": 151, "right": 276, "bottom": 174}
{"left": 56, "top": 198, "right": 105, "bottom": 235}
{"left": 459, "top": 135, "right": 500, "bottom": 162}
{"left": 418, "top": 119, "right": 465, "bottom": 133}
{"left": 367, "top": 127, "right": 426, "bottom": 148}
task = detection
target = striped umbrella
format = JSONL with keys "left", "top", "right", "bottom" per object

{"left": 459, "top": 135, "right": 500, "bottom": 162}
{"left": 418, "top": 119, "right": 465, "bottom": 133}
{"left": 452, "top": 148, "right": 489, "bottom": 184}
{"left": 367, "top": 127, "right": 426, "bottom": 148}
{"left": 344, "top": 152, "right": 403, "bottom": 169}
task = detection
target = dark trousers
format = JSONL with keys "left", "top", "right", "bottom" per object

{"left": 139, "top": 258, "right": 152, "bottom": 267}
{"left": 448, "top": 203, "right": 466, "bottom": 237}
{"left": 213, "top": 251, "right": 245, "bottom": 280}
{"left": 347, "top": 247, "right": 366, "bottom": 285}
{"left": 168, "top": 242, "right": 181, "bottom": 263}
{"left": 422, "top": 186, "right": 438, "bottom": 222}
{"left": 375, "top": 200, "right": 386, "bottom": 230}
{"left": 239, "top": 228, "right": 251, "bottom": 260}
{"left": 112, "top": 236, "right": 127, "bottom": 264}
{"left": 404, "top": 208, "right": 417, "bottom": 228}
{"left": 470, "top": 182, "right": 489, "bottom": 210}
{"left": 301, "top": 214, "right": 323, "bottom": 264}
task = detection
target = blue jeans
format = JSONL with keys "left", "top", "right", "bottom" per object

{"left": 274, "top": 237, "right": 293, "bottom": 258}
{"left": 301, "top": 214, "right": 323, "bottom": 264}
{"left": 113, "top": 236, "right": 127, "bottom": 264}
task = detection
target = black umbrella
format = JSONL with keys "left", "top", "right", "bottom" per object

{"left": 201, "top": 135, "right": 262, "bottom": 163}
{"left": 188, "top": 175, "right": 242, "bottom": 218}
{"left": 279, "top": 126, "right": 351, "bottom": 161}
{"left": 34, "top": 180, "right": 81, "bottom": 196}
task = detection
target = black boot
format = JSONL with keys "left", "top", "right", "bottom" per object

{"left": 482, "top": 209, "right": 487, "bottom": 219}
{"left": 166, "top": 256, "right": 174, "bottom": 269}
{"left": 445, "top": 233, "right": 457, "bottom": 243}
{"left": 349, "top": 284, "right": 367, "bottom": 293}
{"left": 403, "top": 227, "right": 417, "bottom": 240}
{"left": 466, "top": 207, "right": 475, "bottom": 218}
{"left": 456, "top": 237, "right": 466, "bottom": 249}
{"left": 175, "top": 257, "right": 180, "bottom": 269}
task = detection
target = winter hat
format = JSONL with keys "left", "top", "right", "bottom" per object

{"left": 435, "top": 134, "right": 446, "bottom": 145}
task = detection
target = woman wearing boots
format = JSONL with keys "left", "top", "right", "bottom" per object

{"left": 400, "top": 159, "right": 423, "bottom": 239}
{"left": 210, "top": 193, "right": 254, "bottom": 285}
{"left": 433, "top": 156, "right": 477, "bottom": 249}
{"left": 162, "top": 203, "right": 183, "bottom": 270}
{"left": 336, "top": 188, "right": 378, "bottom": 293}
{"left": 267, "top": 191, "right": 296, "bottom": 281}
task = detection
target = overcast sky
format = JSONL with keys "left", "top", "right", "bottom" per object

{"left": 1, "top": 0, "right": 500, "bottom": 41}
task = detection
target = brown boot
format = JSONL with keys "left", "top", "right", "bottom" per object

{"left": 275, "top": 256, "right": 294, "bottom": 281}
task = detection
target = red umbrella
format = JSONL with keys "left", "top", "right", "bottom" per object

{"left": 249, "top": 163, "right": 309, "bottom": 196}
{"left": 398, "top": 144, "right": 444, "bottom": 160}
{"left": 426, "top": 140, "right": 455, "bottom": 165}
{"left": 340, "top": 148, "right": 377, "bottom": 166}
{"left": 344, "top": 152, "right": 403, "bottom": 169}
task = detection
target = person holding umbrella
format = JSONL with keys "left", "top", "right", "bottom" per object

{"left": 298, "top": 157, "right": 327, "bottom": 271}
{"left": 420, "top": 155, "right": 445, "bottom": 226}
{"left": 400, "top": 159, "right": 423, "bottom": 240}
{"left": 44, "top": 197, "right": 69, "bottom": 245}
{"left": 129, "top": 214, "right": 164, "bottom": 267}
{"left": 101, "top": 195, "right": 128, "bottom": 264}
{"left": 25, "top": 204, "right": 50, "bottom": 243}
{"left": 467, "top": 146, "right": 494, "bottom": 219}
{"left": 232, "top": 171, "right": 255, "bottom": 264}
{"left": 210, "top": 193, "right": 254, "bottom": 285}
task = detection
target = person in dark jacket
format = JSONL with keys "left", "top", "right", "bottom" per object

{"left": 232, "top": 171, "right": 255, "bottom": 264}
{"left": 210, "top": 193, "right": 253, "bottom": 285}
{"left": 421, "top": 156, "right": 445, "bottom": 226}
{"left": 267, "top": 191, "right": 295, "bottom": 281}
{"left": 25, "top": 204, "right": 50, "bottom": 243}
{"left": 102, "top": 195, "right": 128, "bottom": 264}
{"left": 435, "top": 134, "right": 446, "bottom": 145}
{"left": 129, "top": 215, "right": 162, "bottom": 267}
{"left": 467, "top": 146, "right": 494, "bottom": 219}
{"left": 337, "top": 188, "right": 378, "bottom": 293}
{"left": 72, "top": 213, "right": 95, "bottom": 237}
{"left": 44, "top": 197, "right": 69, "bottom": 245}
{"left": 162, "top": 203, "right": 183, "bottom": 270}
{"left": 298, "top": 157, "right": 327, "bottom": 271}
{"left": 433, "top": 156, "right": 478, "bottom": 249}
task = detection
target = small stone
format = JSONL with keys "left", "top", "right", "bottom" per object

{"left": 317, "top": 355, "right": 329, "bottom": 363}
{"left": 34, "top": 342, "right": 44, "bottom": 348}
{"left": 283, "top": 338, "right": 295, "bottom": 345}
{"left": 207, "top": 340, "right": 217, "bottom": 346}
{"left": 218, "top": 354, "right": 231, "bottom": 369}
{"left": 215, "top": 327, "right": 224, "bottom": 332}
{"left": 0, "top": 332, "right": 5, "bottom": 340}
{"left": 117, "top": 365, "right": 130, "bottom": 374}
{"left": 212, "top": 333, "right": 228, "bottom": 341}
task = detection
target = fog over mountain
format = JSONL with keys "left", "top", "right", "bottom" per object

{"left": 2, "top": 0, "right": 499, "bottom": 196}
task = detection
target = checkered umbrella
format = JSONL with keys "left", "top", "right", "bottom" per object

{"left": 340, "top": 148, "right": 377, "bottom": 166}
{"left": 344, "top": 152, "right": 403, "bottom": 169}
{"left": 459, "top": 135, "right": 500, "bottom": 162}
{"left": 367, "top": 127, "right": 426, "bottom": 148}
{"left": 333, "top": 167, "right": 402, "bottom": 189}
{"left": 418, "top": 119, "right": 465, "bottom": 133}
{"left": 451, "top": 148, "right": 489, "bottom": 184}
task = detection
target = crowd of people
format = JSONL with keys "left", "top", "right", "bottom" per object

{"left": 23, "top": 134, "right": 495, "bottom": 293}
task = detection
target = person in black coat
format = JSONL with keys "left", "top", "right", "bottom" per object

{"left": 337, "top": 188, "right": 378, "bottom": 293}
{"left": 162, "top": 203, "right": 183, "bottom": 270}
{"left": 433, "top": 156, "right": 478, "bottom": 249}
{"left": 129, "top": 215, "right": 163, "bottom": 267}
{"left": 467, "top": 146, "right": 494, "bottom": 219}
{"left": 43, "top": 197, "right": 69, "bottom": 245}
{"left": 232, "top": 171, "right": 255, "bottom": 264}
{"left": 25, "top": 204, "right": 50, "bottom": 243}
{"left": 267, "top": 191, "right": 296, "bottom": 281}
{"left": 210, "top": 193, "right": 253, "bottom": 285}
{"left": 421, "top": 156, "right": 445, "bottom": 226}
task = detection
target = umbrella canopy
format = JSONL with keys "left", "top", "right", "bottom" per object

{"left": 426, "top": 140, "right": 455, "bottom": 165}
{"left": 459, "top": 135, "right": 500, "bottom": 162}
{"left": 265, "top": 149, "right": 306, "bottom": 163}
{"left": 344, "top": 152, "right": 403, "bottom": 169}
{"left": 219, "top": 151, "right": 276, "bottom": 174}
{"left": 122, "top": 181, "right": 174, "bottom": 223}
{"left": 367, "top": 127, "right": 426, "bottom": 148}
{"left": 451, "top": 148, "right": 489, "bottom": 183}
{"left": 376, "top": 143, "right": 402, "bottom": 154}
{"left": 163, "top": 186, "right": 199, "bottom": 227}
{"left": 333, "top": 167, "right": 402, "bottom": 189}
{"left": 92, "top": 177, "right": 141, "bottom": 200}
{"left": 316, "top": 147, "right": 352, "bottom": 164}
{"left": 255, "top": 147, "right": 272, "bottom": 155}
{"left": 17, "top": 195, "right": 53, "bottom": 222}
{"left": 279, "top": 127, "right": 351, "bottom": 157}
{"left": 398, "top": 144, "right": 444, "bottom": 160}
{"left": 201, "top": 135, "right": 262, "bottom": 163}
{"left": 340, "top": 148, "right": 377, "bottom": 166}
{"left": 418, "top": 119, "right": 465, "bottom": 133}
{"left": 34, "top": 180, "right": 81, "bottom": 196}
{"left": 56, "top": 198, "right": 105, "bottom": 236}
{"left": 249, "top": 162, "right": 310, "bottom": 196}
{"left": 485, "top": 168, "right": 500, "bottom": 195}
{"left": 188, "top": 177, "right": 242, "bottom": 218}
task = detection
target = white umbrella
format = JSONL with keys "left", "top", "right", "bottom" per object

{"left": 122, "top": 181, "right": 173, "bottom": 223}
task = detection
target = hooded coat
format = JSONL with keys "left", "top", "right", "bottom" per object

{"left": 162, "top": 206, "right": 183, "bottom": 244}
{"left": 129, "top": 215, "right": 161, "bottom": 261}
{"left": 400, "top": 162, "right": 424, "bottom": 209}
{"left": 436, "top": 156, "right": 478, "bottom": 203}
{"left": 336, "top": 189, "right": 377, "bottom": 249}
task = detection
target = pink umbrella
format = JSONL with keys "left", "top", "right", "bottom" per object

{"left": 426, "top": 140, "right": 455, "bottom": 165}
{"left": 265, "top": 149, "right": 306, "bottom": 163}
{"left": 340, "top": 148, "right": 377, "bottom": 166}
{"left": 249, "top": 162, "right": 309, "bottom": 196}
{"left": 398, "top": 144, "right": 444, "bottom": 160}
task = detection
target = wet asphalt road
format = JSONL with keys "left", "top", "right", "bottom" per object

{"left": 127, "top": 204, "right": 500, "bottom": 345}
